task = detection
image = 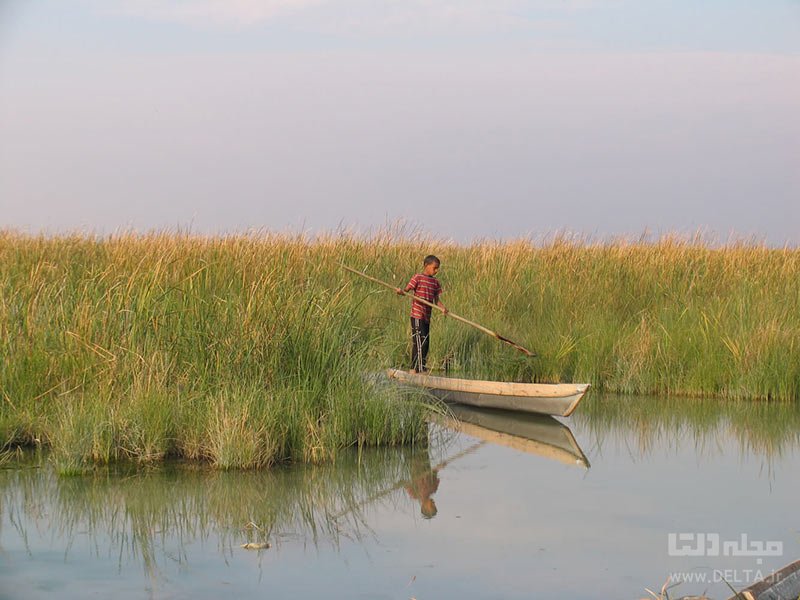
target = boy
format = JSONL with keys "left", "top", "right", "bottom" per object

{"left": 396, "top": 255, "right": 448, "bottom": 373}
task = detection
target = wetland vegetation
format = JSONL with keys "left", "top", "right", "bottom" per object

{"left": 2, "top": 231, "right": 799, "bottom": 471}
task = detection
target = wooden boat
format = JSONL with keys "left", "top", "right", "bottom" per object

{"left": 726, "top": 559, "right": 800, "bottom": 600}
{"left": 439, "top": 404, "right": 590, "bottom": 469}
{"left": 386, "top": 369, "right": 590, "bottom": 417}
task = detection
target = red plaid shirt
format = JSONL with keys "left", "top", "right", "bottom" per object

{"left": 405, "top": 273, "right": 442, "bottom": 322}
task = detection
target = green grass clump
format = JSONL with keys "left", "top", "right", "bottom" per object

{"left": 0, "top": 231, "right": 430, "bottom": 472}
{"left": 1, "top": 230, "right": 799, "bottom": 469}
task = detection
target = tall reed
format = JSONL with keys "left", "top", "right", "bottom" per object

{"left": 2, "top": 231, "right": 798, "bottom": 469}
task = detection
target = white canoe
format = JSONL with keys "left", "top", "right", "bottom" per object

{"left": 386, "top": 369, "right": 590, "bottom": 417}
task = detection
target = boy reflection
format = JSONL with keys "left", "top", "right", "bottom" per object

{"left": 404, "top": 450, "right": 440, "bottom": 519}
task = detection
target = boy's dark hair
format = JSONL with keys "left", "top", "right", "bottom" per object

{"left": 423, "top": 255, "right": 440, "bottom": 266}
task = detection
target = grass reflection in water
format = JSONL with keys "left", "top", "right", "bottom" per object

{"left": 574, "top": 393, "right": 800, "bottom": 465}
{"left": 1, "top": 440, "right": 449, "bottom": 579}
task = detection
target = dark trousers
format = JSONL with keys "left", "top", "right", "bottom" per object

{"left": 410, "top": 318, "right": 430, "bottom": 372}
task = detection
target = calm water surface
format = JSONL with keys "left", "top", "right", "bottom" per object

{"left": 2, "top": 395, "right": 799, "bottom": 599}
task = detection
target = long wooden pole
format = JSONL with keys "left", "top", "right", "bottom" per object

{"left": 341, "top": 264, "right": 536, "bottom": 357}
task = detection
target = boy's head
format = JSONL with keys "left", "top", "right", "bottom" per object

{"left": 422, "top": 255, "right": 440, "bottom": 276}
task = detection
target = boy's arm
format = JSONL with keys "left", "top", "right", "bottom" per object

{"left": 396, "top": 275, "right": 416, "bottom": 296}
{"left": 436, "top": 284, "right": 448, "bottom": 314}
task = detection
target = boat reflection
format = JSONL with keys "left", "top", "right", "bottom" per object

{"left": 438, "top": 404, "right": 590, "bottom": 469}
{"left": 0, "top": 407, "right": 599, "bottom": 577}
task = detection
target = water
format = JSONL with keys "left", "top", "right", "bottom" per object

{"left": 2, "top": 395, "right": 799, "bottom": 599}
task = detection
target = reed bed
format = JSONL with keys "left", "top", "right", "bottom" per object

{"left": 2, "top": 230, "right": 799, "bottom": 469}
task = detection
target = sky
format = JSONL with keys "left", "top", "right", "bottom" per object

{"left": 0, "top": 1, "right": 798, "bottom": 244}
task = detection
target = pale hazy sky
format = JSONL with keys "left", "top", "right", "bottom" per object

{"left": 1, "top": 1, "right": 798, "bottom": 244}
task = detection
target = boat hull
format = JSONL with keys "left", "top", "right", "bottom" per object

{"left": 386, "top": 369, "right": 590, "bottom": 417}
{"left": 726, "top": 559, "right": 800, "bottom": 600}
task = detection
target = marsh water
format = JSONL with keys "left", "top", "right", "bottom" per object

{"left": 2, "top": 395, "right": 799, "bottom": 600}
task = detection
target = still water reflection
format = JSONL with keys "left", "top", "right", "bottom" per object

{"left": 2, "top": 395, "right": 799, "bottom": 599}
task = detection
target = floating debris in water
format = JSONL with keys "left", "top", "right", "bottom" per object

{"left": 240, "top": 542, "right": 271, "bottom": 550}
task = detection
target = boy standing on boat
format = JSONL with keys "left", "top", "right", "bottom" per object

{"left": 396, "top": 255, "right": 448, "bottom": 373}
